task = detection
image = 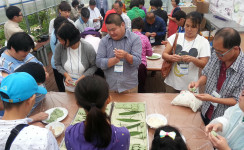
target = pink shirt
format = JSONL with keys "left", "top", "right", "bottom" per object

{"left": 133, "top": 31, "right": 152, "bottom": 66}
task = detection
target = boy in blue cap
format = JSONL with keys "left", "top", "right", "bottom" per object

{"left": 0, "top": 72, "right": 58, "bottom": 149}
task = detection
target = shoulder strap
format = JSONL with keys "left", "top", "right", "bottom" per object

{"left": 172, "top": 33, "right": 179, "bottom": 54}
{"left": 5, "top": 124, "right": 29, "bottom": 150}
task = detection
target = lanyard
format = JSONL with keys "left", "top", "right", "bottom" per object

{"left": 182, "top": 36, "right": 196, "bottom": 52}
{"left": 111, "top": 38, "right": 126, "bottom": 52}
{"left": 68, "top": 44, "right": 80, "bottom": 75}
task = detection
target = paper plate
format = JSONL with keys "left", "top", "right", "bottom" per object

{"left": 45, "top": 122, "right": 65, "bottom": 137}
{"left": 146, "top": 53, "right": 161, "bottom": 60}
{"left": 146, "top": 114, "right": 167, "bottom": 129}
{"left": 42, "top": 107, "right": 68, "bottom": 124}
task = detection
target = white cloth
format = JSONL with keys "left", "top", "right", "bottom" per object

{"left": 84, "top": 35, "right": 101, "bottom": 53}
{"left": 164, "top": 33, "right": 211, "bottom": 91}
{"left": 0, "top": 118, "right": 59, "bottom": 150}
{"left": 210, "top": 104, "right": 244, "bottom": 150}
{"left": 49, "top": 18, "right": 75, "bottom": 36}
{"left": 64, "top": 44, "right": 85, "bottom": 92}
{"left": 88, "top": 7, "right": 103, "bottom": 30}
{"left": 74, "top": 18, "right": 94, "bottom": 33}
{"left": 121, "top": 13, "right": 131, "bottom": 30}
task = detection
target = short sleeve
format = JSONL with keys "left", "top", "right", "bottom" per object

{"left": 167, "top": 33, "right": 176, "bottom": 46}
{"left": 198, "top": 36, "right": 211, "bottom": 58}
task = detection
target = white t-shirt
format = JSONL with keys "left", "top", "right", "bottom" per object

{"left": 164, "top": 33, "right": 211, "bottom": 91}
{"left": 84, "top": 35, "right": 100, "bottom": 53}
{"left": 88, "top": 7, "right": 103, "bottom": 30}
{"left": 0, "top": 118, "right": 59, "bottom": 150}
{"left": 64, "top": 44, "right": 85, "bottom": 92}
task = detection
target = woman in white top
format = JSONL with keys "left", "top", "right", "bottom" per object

{"left": 49, "top": 1, "right": 74, "bottom": 36}
{"left": 55, "top": 22, "right": 97, "bottom": 92}
{"left": 162, "top": 11, "right": 211, "bottom": 93}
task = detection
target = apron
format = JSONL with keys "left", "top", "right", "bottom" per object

{"left": 168, "top": 7, "right": 179, "bottom": 37}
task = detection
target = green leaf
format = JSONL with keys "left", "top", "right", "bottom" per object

{"left": 117, "top": 118, "right": 140, "bottom": 122}
{"left": 130, "top": 131, "right": 142, "bottom": 136}
{"left": 126, "top": 123, "right": 141, "bottom": 129}
{"left": 119, "top": 111, "right": 141, "bottom": 115}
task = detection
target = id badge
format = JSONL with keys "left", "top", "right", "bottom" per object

{"left": 211, "top": 91, "right": 221, "bottom": 107}
{"left": 179, "top": 64, "right": 189, "bottom": 75}
{"left": 150, "top": 37, "right": 155, "bottom": 43}
{"left": 114, "top": 61, "right": 123, "bottom": 72}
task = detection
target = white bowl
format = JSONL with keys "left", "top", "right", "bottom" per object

{"left": 146, "top": 114, "right": 167, "bottom": 129}
{"left": 45, "top": 122, "right": 65, "bottom": 137}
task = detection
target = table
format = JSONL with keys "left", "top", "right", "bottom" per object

{"left": 146, "top": 45, "right": 165, "bottom": 71}
{"left": 31, "top": 92, "right": 212, "bottom": 150}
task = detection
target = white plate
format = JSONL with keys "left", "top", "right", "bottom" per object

{"left": 146, "top": 53, "right": 161, "bottom": 60}
{"left": 45, "top": 122, "right": 65, "bottom": 137}
{"left": 42, "top": 107, "right": 68, "bottom": 124}
{"left": 146, "top": 114, "right": 167, "bottom": 129}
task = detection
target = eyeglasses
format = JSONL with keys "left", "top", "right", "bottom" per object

{"left": 17, "top": 14, "right": 23, "bottom": 17}
{"left": 214, "top": 47, "right": 234, "bottom": 57}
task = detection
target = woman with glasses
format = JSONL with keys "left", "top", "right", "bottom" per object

{"left": 55, "top": 22, "right": 97, "bottom": 92}
{"left": 162, "top": 11, "right": 211, "bottom": 93}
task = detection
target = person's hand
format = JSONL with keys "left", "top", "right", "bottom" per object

{"left": 195, "top": 93, "right": 214, "bottom": 102}
{"left": 188, "top": 81, "right": 199, "bottom": 92}
{"left": 151, "top": 32, "right": 157, "bottom": 37}
{"left": 181, "top": 55, "right": 196, "bottom": 63}
{"left": 170, "top": 54, "right": 181, "bottom": 62}
{"left": 93, "top": 18, "right": 99, "bottom": 22}
{"left": 65, "top": 75, "right": 73, "bottom": 86}
{"left": 114, "top": 49, "right": 128, "bottom": 59}
{"left": 99, "top": 16, "right": 102, "bottom": 20}
{"left": 29, "top": 112, "right": 49, "bottom": 122}
{"left": 45, "top": 71, "right": 49, "bottom": 80}
{"left": 49, "top": 126, "right": 56, "bottom": 136}
{"left": 75, "top": 75, "right": 85, "bottom": 85}
{"left": 205, "top": 123, "right": 223, "bottom": 135}
{"left": 161, "top": 41, "right": 168, "bottom": 46}
{"left": 209, "top": 133, "right": 231, "bottom": 150}
{"left": 145, "top": 32, "right": 151, "bottom": 37}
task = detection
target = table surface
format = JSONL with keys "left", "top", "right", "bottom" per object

{"left": 205, "top": 13, "right": 244, "bottom": 33}
{"left": 146, "top": 45, "right": 165, "bottom": 71}
{"left": 31, "top": 92, "right": 212, "bottom": 150}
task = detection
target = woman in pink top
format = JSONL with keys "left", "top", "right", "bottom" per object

{"left": 168, "top": 0, "right": 181, "bottom": 37}
{"left": 132, "top": 17, "right": 153, "bottom": 93}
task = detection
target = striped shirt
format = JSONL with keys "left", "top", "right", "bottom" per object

{"left": 0, "top": 51, "right": 42, "bottom": 73}
{"left": 201, "top": 51, "right": 244, "bottom": 120}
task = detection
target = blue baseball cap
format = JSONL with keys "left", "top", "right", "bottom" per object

{"left": 0, "top": 72, "right": 47, "bottom": 103}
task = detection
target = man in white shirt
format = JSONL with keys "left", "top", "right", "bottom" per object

{"left": 0, "top": 72, "right": 59, "bottom": 150}
{"left": 75, "top": 7, "right": 94, "bottom": 33}
{"left": 4, "top": 6, "right": 24, "bottom": 41}
{"left": 88, "top": 0, "right": 103, "bottom": 31}
{"left": 113, "top": 1, "right": 131, "bottom": 30}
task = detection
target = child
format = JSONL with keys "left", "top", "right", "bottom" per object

{"left": 205, "top": 89, "right": 244, "bottom": 150}
{"left": 151, "top": 125, "right": 187, "bottom": 150}
{"left": 65, "top": 76, "right": 130, "bottom": 149}
{"left": 0, "top": 72, "right": 59, "bottom": 149}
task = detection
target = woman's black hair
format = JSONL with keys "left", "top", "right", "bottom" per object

{"left": 57, "top": 22, "right": 80, "bottom": 47}
{"left": 58, "top": 1, "right": 71, "bottom": 11}
{"left": 172, "top": 0, "right": 180, "bottom": 5}
{"left": 150, "top": 0, "right": 162, "bottom": 8}
{"left": 71, "top": 0, "right": 79, "bottom": 7}
{"left": 129, "top": 0, "right": 140, "bottom": 9}
{"left": 185, "top": 11, "right": 202, "bottom": 29}
{"left": 75, "top": 76, "right": 111, "bottom": 148}
{"left": 139, "top": 0, "right": 145, "bottom": 5}
{"left": 132, "top": 17, "right": 144, "bottom": 30}
{"left": 7, "top": 32, "right": 34, "bottom": 52}
{"left": 53, "top": 16, "right": 69, "bottom": 45}
{"left": 151, "top": 125, "right": 188, "bottom": 150}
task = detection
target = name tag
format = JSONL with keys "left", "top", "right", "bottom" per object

{"left": 211, "top": 91, "right": 221, "bottom": 107}
{"left": 114, "top": 61, "right": 123, "bottom": 73}
{"left": 150, "top": 37, "right": 155, "bottom": 43}
{"left": 179, "top": 64, "right": 189, "bottom": 75}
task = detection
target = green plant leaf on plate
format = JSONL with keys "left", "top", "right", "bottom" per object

{"left": 119, "top": 111, "right": 142, "bottom": 115}
{"left": 130, "top": 131, "right": 142, "bottom": 136}
{"left": 117, "top": 118, "right": 140, "bottom": 122}
{"left": 126, "top": 123, "right": 141, "bottom": 129}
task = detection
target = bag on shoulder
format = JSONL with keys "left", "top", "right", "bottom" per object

{"left": 161, "top": 33, "right": 179, "bottom": 78}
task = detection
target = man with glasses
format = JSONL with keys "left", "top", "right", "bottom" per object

{"left": 4, "top": 6, "right": 24, "bottom": 41}
{"left": 189, "top": 27, "right": 244, "bottom": 125}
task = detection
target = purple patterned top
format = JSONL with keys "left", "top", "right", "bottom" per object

{"left": 65, "top": 122, "right": 130, "bottom": 150}
{"left": 133, "top": 31, "right": 153, "bottom": 66}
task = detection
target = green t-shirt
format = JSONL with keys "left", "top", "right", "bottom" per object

{"left": 127, "top": 7, "right": 146, "bottom": 21}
